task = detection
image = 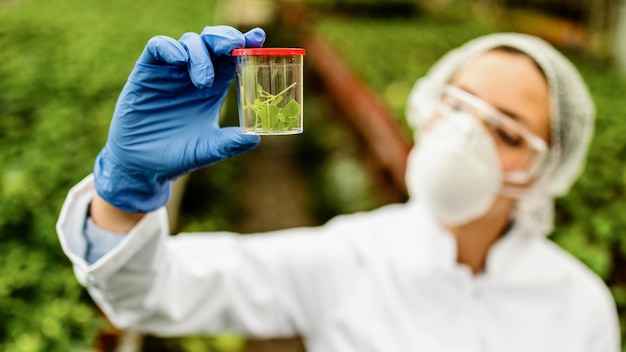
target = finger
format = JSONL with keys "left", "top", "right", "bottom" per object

{"left": 138, "top": 35, "right": 188, "bottom": 65}
{"left": 178, "top": 32, "right": 215, "bottom": 89}
{"left": 243, "top": 27, "right": 266, "bottom": 48}
{"left": 199, "top": 25, "right": 247, "bottom": 56}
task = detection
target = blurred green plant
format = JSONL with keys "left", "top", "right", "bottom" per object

{"left": 0, "top": 0, "right": 219, "bottom": 350}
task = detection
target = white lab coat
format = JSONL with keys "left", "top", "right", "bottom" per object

{"left": 57, "top": 176, "right": 620, "bottom": 352}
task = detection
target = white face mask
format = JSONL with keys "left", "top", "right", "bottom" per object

{"left": 406, "top": 111, "right": 503, "bottom": 226}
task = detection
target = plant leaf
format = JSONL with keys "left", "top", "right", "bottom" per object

{"left": 257, "top": 105, "right": 280, "bottom": 131}
{"left": 282, "top": 99, "right": 300, "bottom": 118}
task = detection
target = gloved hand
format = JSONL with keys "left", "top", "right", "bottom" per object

{"left": 94, "top": 26, "right": 265, "bottom": 213}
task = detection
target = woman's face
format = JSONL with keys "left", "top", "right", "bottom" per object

{"left": 448, "top": 49, "right": 551, "bottom": 187}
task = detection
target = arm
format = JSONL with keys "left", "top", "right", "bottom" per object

{"left": 57, "top": 25, "right": 361, "bottom": 338}
{"left": 90, "top": 193, "right": 144, "bottom": 233}
{"left": 584, "top": 281, "right": 621, "bottom": 352}
{"left": 82, "top": 193, "right": 144, "bottom": 264}
{"left": 58, "top": 177, "right": 361, "bottom": 338}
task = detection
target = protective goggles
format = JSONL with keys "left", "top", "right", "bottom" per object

{"left": 437, "top": 85, "right": 548, "bottom": 184}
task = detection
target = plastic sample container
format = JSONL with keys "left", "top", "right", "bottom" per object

{"left": 232, "top": 48, "right": 306, "bottom": 135}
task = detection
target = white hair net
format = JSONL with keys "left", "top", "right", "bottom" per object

{"left": 406, "top": 33, "right": 595, "bottom": 236}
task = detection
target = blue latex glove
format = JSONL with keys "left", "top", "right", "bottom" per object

{"left": 94, "top": 26, "right": 265, "bottom": 213}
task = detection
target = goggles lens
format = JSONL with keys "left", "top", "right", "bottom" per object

{"left": 436, "top": 85, "right": 548, "bottom": 183}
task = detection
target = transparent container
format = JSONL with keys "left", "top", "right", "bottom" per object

{"left": 232, "top": 48, "right": 306, "bottom": 135}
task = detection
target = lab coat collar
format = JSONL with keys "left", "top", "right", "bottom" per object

{"left": 402, "top": 200, "right": 565, "bottom": 285}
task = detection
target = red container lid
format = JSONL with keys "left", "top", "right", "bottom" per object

{"left": 232, "top": 48, "right": 306, "bottom": 56}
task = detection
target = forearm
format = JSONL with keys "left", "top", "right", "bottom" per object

{"left": 90, "top": 192, "right": 145, "bottom": 233}
{"left": 58, "top": 176, "right": 356, "bottom": 337}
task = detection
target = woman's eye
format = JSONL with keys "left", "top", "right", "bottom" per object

{"left": 441, "top": 96, "right": 462, "bottom": 110}
{"left": 495, "top": 127, "right": 523, "bottom": 147}
{"left": 448, "top": 100, "right": 469, "bottom": 112}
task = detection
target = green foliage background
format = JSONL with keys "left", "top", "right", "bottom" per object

{"left": 0, "top": 0, "right": 624, "bottom": 350}
{"left": 0, "top": 1, "right": 219, "bottom": 350}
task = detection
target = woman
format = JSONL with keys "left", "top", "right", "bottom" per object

{"left": 57, "top": 26, "right": 620, "bottom": 351}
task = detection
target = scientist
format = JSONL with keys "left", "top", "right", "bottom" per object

{"left": 57, "top": 26, "right": 620, "bottom": 351}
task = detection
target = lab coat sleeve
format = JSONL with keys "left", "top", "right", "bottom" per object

{"left": 583, "top": 278, "right": 621, "bottom": 352}
{"left": 84, "top": 218, "right": 127, "bottom": 264}
{"left": 57, "top": 175, "right": 363, "bottom": 338}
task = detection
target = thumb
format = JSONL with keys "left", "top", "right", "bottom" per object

{"left": 198, "top": 127, "right": 261, "bottom": 166}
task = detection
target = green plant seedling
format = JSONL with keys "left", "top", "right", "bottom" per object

{"left": 245, "top": 82, "right": 301, "bottom": 132}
